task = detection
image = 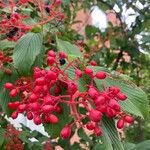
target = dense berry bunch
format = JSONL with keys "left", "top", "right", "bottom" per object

{"left": 0, "top": 0, "right": 64, "bottom": 41}
{"left": 0, "top": 51, "right": 13, "bottom": 74}
{"left": 5, "top": 50, "right": 134, "bottom": 139}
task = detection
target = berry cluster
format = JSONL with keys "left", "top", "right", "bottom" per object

{"left": 5, "top": 50, "right": 134, "bottom": 139}
{"left": 0, "top": 51, "right": 13, "bottom": 74}
{"left": 4, "top": 124, "right": 24, "bottom": 150}
{"left": 0, "top": 0, "right": 64, "bottom": 41}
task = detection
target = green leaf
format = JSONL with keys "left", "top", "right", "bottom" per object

{"left": 56, "top": 37, "right": 83, "bottom": 59}
{"left": 91, "top": 66, "right": 148, "bottom": 119}
{"left": 0, "top": 128, "right": 5, "bottom": 147}
{"left": 136, "top": 140, "right": 150, "bottom": 150}
{"left": 44, "top": 104, "right": 71, "bottom": 138}
{"left": 123, "top": 142, "right": 136, "bottom": 150}
{"left": 13, "top": 32, "right": 43, "bottom": 75}
{"left": 0, "top": 40, "right": 16, "bottom": 50}
{"left": 0, "top": 71, "right": 19, "bottom": 114}
{"left": 102, "top": 117, "right": 124, "bottom": 150}
{"left": 62, "top": 0, "right": 70, "bottom": 5}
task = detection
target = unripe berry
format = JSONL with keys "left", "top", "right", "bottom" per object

{"left": 116, "top": 92, "right": 127, "bottom": 100}
{"left": 4, "top": 83, "right": 14, "bottom": 90}
{"left": 75, "top": 69, "right": 82, "bottom": 78}
{"left": 89, "top": 109, "right": 102, "bottom": 122}
{"left": 42, "top": 105, "right": 54, "bottom": 113}
{"left": 27, "top": 112, "right": 33, "bottom": 120}
{"left": 124, "top": 115, "right": 134, "bottom": 124}
{"left": 86, "top": 122, "right": 95, "bottom": 130}
{"left": 11, "top": 111, "right": 18, "bottom": 119}
{"left": 117, "top": 118, "right": 124, "bottom": 129}
{"left": 95, "top": 96, "right": 105, "bottom": 106}
{"left": 9, "top": 89, "right": 18, "bottom": 97}
{"left": 84, "top": 67, "right": 93, "bottom": 76}
{"left": 88, "top": 87, "right": 98, "bottom": 99}
{"left": 46, "top": 71, "right": 57, "bottom": 80}
{"left": 48, "top": 50, "right": 56, "bottom": 57}
{"left": 95, "top": 71, "right": 106, "bottom": 79}
{"left": 60, "top": 126, "right": 71, "bottom": 139}
{"left": 33, "top": 115, "right": 42, "bottom": 125}
{"left": 49, "top": 114, "right": 59, "bottom": 124}
{"left": 94, "top": 126, "right": 102, "bottom": 136}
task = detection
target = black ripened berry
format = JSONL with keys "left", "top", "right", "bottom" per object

{"left": 59, "top": 58, "right": 66, "bottom": 65}
{"left": 6, "top": 27, "right": 19, "bottom": 38}
{"left": 45, "top": 6, "right": 50, "bottom": 13}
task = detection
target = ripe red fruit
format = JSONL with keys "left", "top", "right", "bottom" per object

{"left": 95, "top": 96, "right": 105, "bottom": 106}
{"left": 59, "top": 52, "right": 67, "bottom": 58}
{"left": 116, "top": 92, "right": 127, "bottom": 100}
{"left": 54, "top": 105, "right": 62, "bottom": 113}
{"left": 30, "top": 102, "right": 40, "bottom": 111}
{"left": 47, "top": 57, "right": 55, "bottom": 65}
{"left": 89, "top": 109, "right": 102, "bottom": 122}
{"left": 124, "top": 115, "right": 134, "bottom": 124}
{"left": 95, "top": 71, "right": 106, "bottom": 79}
{"left": 27, "top": 112, "right": 33, "bottom": 120}
{"left": 45, "top": 71, "right": 57, "bottom": 80}
{"left": 4, "top": 83, "right": 14, "bottom": 90}
{"left": 88, "top": 87, "right": 98, "bottom": 98}
{"left": 33, "top": 115, "right": 42, "bottom": 125}
{"left": 117, "top": 118, "right": 125, "bottom": 129}
{"left": 60, "top": 126, "right": 71, "bottom": 139}
{"left": 29, "top": 93, "right": 38, "bottom": 102}
{"left": 33, "top": 86, "right": 43, "bottom": 93}
{"left": 109, "top": 86, "right": 120, "bottom": 94}
{"left": 94, "top": 126, "right": 102, "bottom": 136}
{"left": 44, "top": 95, "right": 54, "bottom": 105}
{"left": 42, "top": 105, "right": 54, "bottom": 113}
{"left": 109, "top": 99, "right": 120, "bottom": 111}
{"left": 86, "top": 122, "right": 95, "bottom": 130}
{"left": 84, "top": 67, "right": 93, "bottom": 76}
{"left": 68, "top": 81, "right": 78, "bottom": 94}
{"left": 90, "top": 60, "right": 97, "bottom": 66}
{"left": 11, "top": 111, "right": 18, "bottom": 119}
{"left": 18, "top": 104, "right": 26, "bottom": 113}
{"left": 75, "top": 69, "right": 82, "bottom": 78}
{"left": 9, "top": 89, "right": 18, "bottom": 97}
{"left": 48, "top": 50, "right": 56, "bottom": 57}
{"left": 49, "top": 114, "right": 59, "bottom": 124}
{"left": 35, "top": 77, "right": 45, "bottom": 85}
{"left": 106, "top": 107, "right": 116, "bottom": 118}
{"left": 8, "top": 101, "right": 20, "bottom": 109}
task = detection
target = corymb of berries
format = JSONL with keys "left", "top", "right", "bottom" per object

{"left": 4, "top": 50, "right": 134, "bottom": 139}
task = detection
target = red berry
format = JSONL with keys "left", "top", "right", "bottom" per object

{"left": 46, "top": 71, "right": 57, "bottom": 80}
{"left": 117, "top": 118, "right": 125, "bottom": 129}
{"left": 9, "top": 89, "right": 18, "bottom": 97}
{"left": 75, "top": 69, "right": 82, "bottom": 78}
{"left": 116, "top": 92, "right": 127, "bottom": 100}
{"left": 18, "top": 104, "right": 26, "bottom": 113}
{"left": 95, "top": 71, "right": 106, "bottom": 79}
{"left": 54, "top": 0, "right": 62, "bottom": 6}
{"left": 106, "top": 107, "right": 116, "bottom": 118}
{"left": 27, "top": 112, "right": 33, "bottom": 120}
{"left": 94, "top": 126, "right": 102, "bottom": 136}
{"left": 33, "top": 115, "right": 42, "bottom": 125}
{"left": 109, "top": 99, "right": 120, "bottom": 111}
{"left": 48, "top": 50, "right": 56, "bottom": 57}
{"left": 90, "top": 60, "right": 97, "bottom": 66}
{"left": 35, "top": 77, "right": 45, "bottom": 85}
{"left": 47, "top": 57, "right": 55, "bottom": 65}
{"left": 54, "top": 105, "right": 62, "bottom": 113}
{"left": 30, "top": 102, "right": 40, "bottom": 111}
{"left": 84, "top": 67, "right": 93, "bottom": 76}
{"left": 109, "top": 86, "right": 120, "bottom": 94}
{"left": 44, "top": 95, "right": 54, "bottom": 105}
{"left": 33, "top": 86, "right": 43, "bottom": 93}
{"left": 4, "top": 83, "right": 14, "bottom": 90}
{"left": 29, "top": 93, "right": 38, "bottom": 102}
{"left": 95, "top": 96, "right": 105, "bottom": 106}
{"left": 124, "top": 115, "right": 134, "bottom": 124}
{"left": 11, "top": 111, "right": 18, "bottom": 119}
{"left": 59, "top": 52, "right": 67, "bottom": 58}
{"left": 88, "top": 87, "right": 98, "bottom": 98}
{"left": 8, "top": 101, "right": 20, "bottom": 109}
{"left": 89, "top": 109, "right": 102, "bottom": 122}
{"left": 68, "top": 81, "right": 78, "bottom": 94}
{"left": 86, "top": 122, "right": 95, "bottom": 130}
{"left": 42, "top": 105, "right": 54, "bottom": 113}
{"left": 60, "top": 126, "right": 71, "bottom": 139}
{"left": 49, "top": 114, "right": 59, "bottom": 124}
